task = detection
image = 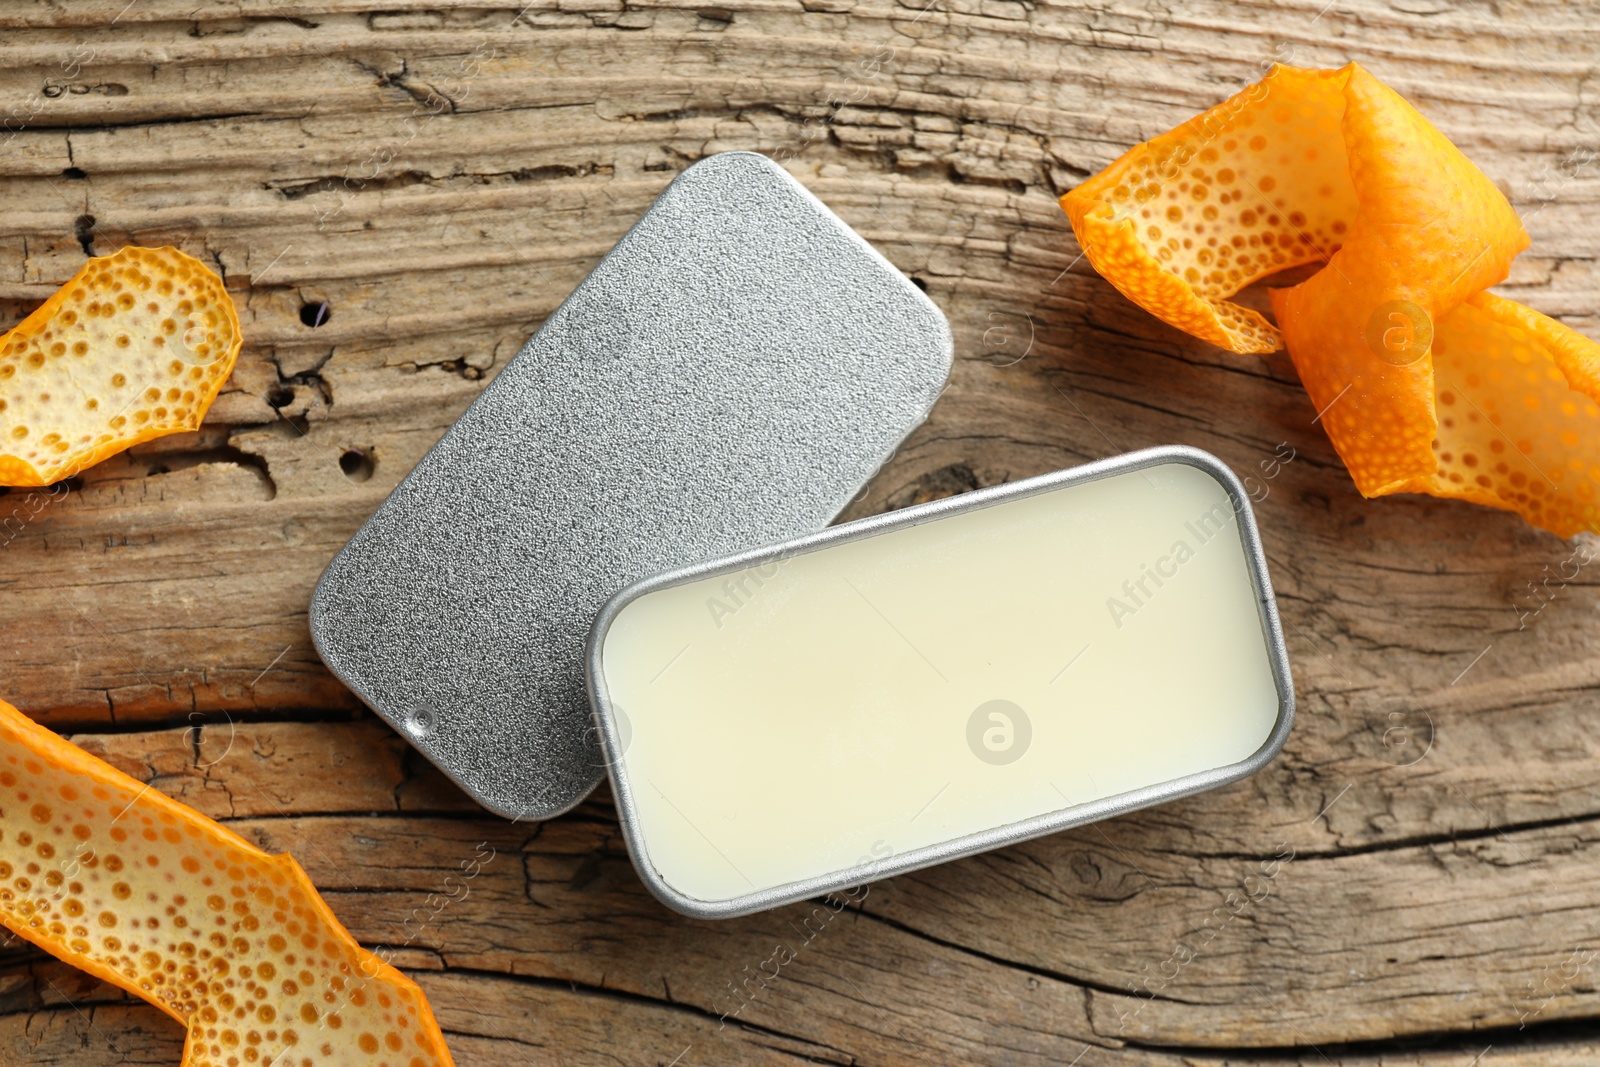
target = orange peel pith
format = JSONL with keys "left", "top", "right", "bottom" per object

{"left": 0, "top": 698, "right": 456, "bottom": 1067}
{"left": 0, "top": 246, "right": 241, "bottom": 487}
{"left": 1062, "top": 62, "right": 1600, "bottom": 536}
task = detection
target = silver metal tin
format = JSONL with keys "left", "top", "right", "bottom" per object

{"left": 310, "top": 152, "right": 952, "bottom": 820}
{"left": 586, "top": 445, "right": 1295, "bottom": 918}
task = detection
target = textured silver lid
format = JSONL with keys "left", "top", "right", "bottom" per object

{"left": 309, "top": 152, "right": 953, "bottom": 820}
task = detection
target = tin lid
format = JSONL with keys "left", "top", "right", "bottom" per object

{"left": 309, "top": 152, "right": 953, "bottom": 820}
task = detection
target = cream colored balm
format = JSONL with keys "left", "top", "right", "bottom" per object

{"left": 590, "top": 447, "right": 1292, "bottom": 916}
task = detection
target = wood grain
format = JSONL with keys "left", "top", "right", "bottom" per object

{"left": 3, "top": 0, "right": 1600, "bottom": 1062}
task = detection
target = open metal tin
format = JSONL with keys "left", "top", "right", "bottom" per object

{"left": 586, "top": 445, "right": 1295, "bottom": 919}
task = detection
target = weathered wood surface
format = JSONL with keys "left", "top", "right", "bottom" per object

{"left": 3, "top": 0, "right": 1600, "bottom": 1063}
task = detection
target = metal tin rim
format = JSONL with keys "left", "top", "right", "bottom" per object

{"left": 585, "top": 444, "right": 1297, "bottom": 919}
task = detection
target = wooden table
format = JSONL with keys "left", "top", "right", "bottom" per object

{"left": 3, "top": 2, "right": 1598, "bottom": 1063}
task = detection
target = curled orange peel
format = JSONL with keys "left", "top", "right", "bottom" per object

{"left": 1062, "top": 62, "right": 1600, "bottom": 536}
{"left": 0, "top": 698, "right": 456, "bottom": 1067}
{"left": 0, "top": 246, "right": 241, "bottom": 487}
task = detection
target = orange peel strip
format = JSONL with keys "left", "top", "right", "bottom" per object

{"left": 0, "top": 698, "right": 456, "bottom": 1067}
{"left": 1062, "top": 62, "right": 1600, "bottom": 536}
{"left": 1060, "top": 64, "right": 1364, "bottom": 355}
{"left": 1415, "top": 293, "right": 1600, "bottom": 536}
{"left": 0, "top": 246, "right": 241, "bottom": 487}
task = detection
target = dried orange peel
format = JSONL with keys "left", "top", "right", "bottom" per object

{"left": 1062, "top": 62, "right": 1600, "bottom": 536}
{"left": 0, "top": 698, "right": 455, "bottom": 1067}
{"left": 0, "top": 246, "right": 240, "bottom": 487}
